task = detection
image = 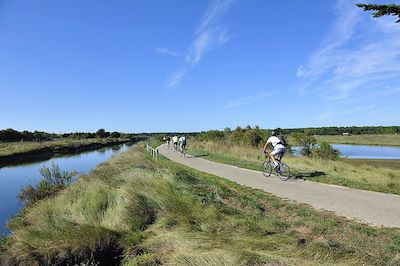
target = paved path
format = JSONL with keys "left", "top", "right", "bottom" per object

{"left": 158, "top": 144, "right": 400, "bottom": 228}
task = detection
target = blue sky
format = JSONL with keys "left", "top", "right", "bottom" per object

{"left": 0, "top": 0, "right": 399, "bottom": 133}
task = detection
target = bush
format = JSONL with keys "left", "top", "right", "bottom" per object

{"left": 19, "top": 162, "right": 78, "bottom": 206}
{"left": 293, "top": 131, "right": 317, "bottom": 157}
{"left": 111, "top": 131, "right": 121, "bottom": 138}
{"left": 197, "top": 130, "right": 226, "bottom": 142}
{"left": 311, "top": 142, "right": 340, "bottom": 160}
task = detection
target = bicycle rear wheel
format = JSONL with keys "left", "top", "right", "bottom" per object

{"left": 262, "top": 161, "right": 273, "bottom": 177}
{"left": 277, "top": 163, "right": 290, "bottom": 181}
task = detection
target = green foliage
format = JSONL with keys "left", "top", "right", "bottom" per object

{"left": 96, "top": 128, "right": 110, "bottom": 138}
{"left": 18, "top": 161, "right": 78, "bottom": 206}
{"left": 197, "top": 126, "right": 269, "bottom": 148}
{"left": 311, "top": 141, "right": 340, "bottom": 160}
{"left": 197, "top": 130, "right": 226, "bottom": 141}
{"left": 294, "top": 131, "right": 340, "bottom": 159}
{"left": 284, "top": 125, "right": 400, "bottom": 135}
{"left": 0, "top": 128, "right": 55, "bottom": 142}
{"left": 111, "top": 131, "right": 121, "bottom": 138}
{"left": 357, "top": 3, "right": 400, "bottom": 23}
{"left": 293, "top": 130, "right": 316, "bottom": 157}
{"left": 244, "top": 128, "right": 264, "bottom": 147}
{"left": 5, "top": 146, "right": 400, "bottom": 265}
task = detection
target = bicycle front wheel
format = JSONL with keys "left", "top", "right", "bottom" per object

{"left": 278, "top": 163, "right": 290, "bottom": 181}
{"left": 262, "top": 161, "right": 273, "bottom": 177}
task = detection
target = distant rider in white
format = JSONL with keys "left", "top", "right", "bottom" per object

{"left": 263, "top": 131, "right": 285, "bottom": 168}
{"left": 172, "top": 135, "right": 179, "bottom": 151}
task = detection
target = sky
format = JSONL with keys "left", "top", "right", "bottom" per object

{"left": 0, "top": 0, "right": 399, "bottom": 133}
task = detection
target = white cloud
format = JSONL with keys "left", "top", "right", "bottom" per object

{"left": 219, "top": 92, "right": 274, "bottom": 109}
{"left": 167, "top": 70, "right": 186, "bottom": 88}
{"left": 167, "top": 0, "right": 235, "bottom": 88}
{"left": 297, "top": 0, "right": 400, "bottom": 100}
{"left": 156, "top": 48, "right": 178, "bottom": 57}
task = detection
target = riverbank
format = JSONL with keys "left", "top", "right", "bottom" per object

{"left": 0, "top": 138, "right": 138, "bottom": 167}
{"left": 308, "top": 134, "right": 400, "bottom": 146}
{"left": 2, "top": 144, "right": 400, "bottom": 265}
{"left": 344, "top": 158, "right": 400, "bottom": 170}
{"left": 187, "top": 140, "right": 400, "bottom": 195}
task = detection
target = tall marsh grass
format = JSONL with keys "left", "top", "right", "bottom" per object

{"left": 2, "top": 143, "right": 400, "bottom": 265}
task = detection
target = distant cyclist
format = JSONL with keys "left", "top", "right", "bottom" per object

{"left": 263, "top": 130, "right": 286, "bottom": 168}
{"left": 172, "top": 135, "right": 179, "bottom": 151}
{"left": 179, "top": 135, "right": 187, "bottom": 157}
{"left": 179, "top": 135, "right": 186, "bottom": 149}
{"left": 166, "top": 135, "right": 171, "bottom": 148}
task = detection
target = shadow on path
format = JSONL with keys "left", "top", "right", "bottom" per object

{"left": 294, "top": 171, "right": 326, "bottom": 179}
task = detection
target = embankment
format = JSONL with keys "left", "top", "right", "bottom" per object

{"left": 0, "top": 137, "right": 145, "bottom": 167}
{"left": 1, "top": 144, "right": 400, "bottom": 265}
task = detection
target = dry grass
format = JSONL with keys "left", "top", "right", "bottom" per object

{"left": 2, "top": 143, "right": 400, "bottom": 265}
{"left": 312, "top": 134, "right": 400, "bottom": 146}
{"left": 188, "top": 140, "right": 400, "bottom": 195}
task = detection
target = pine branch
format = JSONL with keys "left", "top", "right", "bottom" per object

{"left": 356, "top": 3, "right": 400, "bottom": 23}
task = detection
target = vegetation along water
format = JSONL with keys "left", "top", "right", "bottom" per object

{"left": 1, "top": 143, "right": 400, "bottom": 265}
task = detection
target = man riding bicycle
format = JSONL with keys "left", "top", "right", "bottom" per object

{"left": 263, "top": 131, "right": 286, "bottom": 168}
{"left": 172, "top": 135, "right": 179, "bottom": 151}
{"left": 179, "top": 135, "right": 186, "bottom": 150}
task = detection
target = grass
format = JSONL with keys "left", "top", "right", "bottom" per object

{"left": 188, "top": 140, "right": 400, "bottom": 195}
{"left": 2, "top": 144, "right": 400, "bottom": 265}
{"left": 299, "top": 134, "right": 400, "bottom": 146}
{"left": 344, "top": 159, "right": 400, "bottom": 170}
{"left": 0, "top": 138, "right": 129, "bottom": 157}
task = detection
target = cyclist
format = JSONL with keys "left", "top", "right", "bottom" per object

{"left": 166, "top": 135, "right": 171, "bottom": 148}
{"left": 263, "top": 130, "right": 286, "bottom": 168}
{"left": 172, "top": 135, "right": 179, "bottom": 151}
{"left": 179, "top": 135, "right": 186, "bottom": 154}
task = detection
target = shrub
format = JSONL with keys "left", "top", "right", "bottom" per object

{"left": 293, "top": 130, "right": 317, "bottom": 157}
{"left": 311, "top": 142, "right": 340, "bottom": 160}
{"left": 19, "top": 162, "right": 78, "bottom": 206}
{"left": 111, "top": 131, "right": 121, "bottom": 138}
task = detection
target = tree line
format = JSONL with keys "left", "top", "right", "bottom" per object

{"left": 282, "top": 126, "right": 399, "bottom": 135}
{"left": 196, "top": 125, "right": 399, "bottom": 146}
{"left": 0, "top": 128, "right": 129, "bottom": 142}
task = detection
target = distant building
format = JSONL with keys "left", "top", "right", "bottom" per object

{"left": 342, "top": 132, "right": 351, "bottom": 136}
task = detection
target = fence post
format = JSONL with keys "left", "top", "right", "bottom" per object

{"left": 146, "top": 144, "right": 159, "bottom": 159}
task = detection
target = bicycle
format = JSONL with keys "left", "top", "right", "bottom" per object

{"left": 262, "top": 153, "right": 290, "bottom": 181}
{"left": 180, "top": 145, "right": 186, "bottom": 158}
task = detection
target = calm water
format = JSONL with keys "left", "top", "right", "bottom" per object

{"left": 0, "top": 143, "right": 132, "bottom": 235}
{"left": 292, "top": 144, "right": 400, "bottom": 159}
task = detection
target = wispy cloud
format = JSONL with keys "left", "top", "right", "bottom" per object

{"left": 219, "top": 92, "right": 274, "bottom": 109}
{"left": 167, "top": 0, "right": 235, "bottom": 88}
{"left": 156, "top": 48, "right": 178, "bottom": 57}
{"left": 297, "top": 0, "right": 400, "bottom": 100}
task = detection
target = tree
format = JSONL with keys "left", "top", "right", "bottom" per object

{"left": 293, "top": 130, "right": 317, "bottom": 157}
{"left": 96, "top": 128, "right": 108, "bottom": 138}
{"left": 110, "top": 131, "right": 121, "bottom": 138}
{"left": 357, "top": 4, "right": 400, "bottom": 23}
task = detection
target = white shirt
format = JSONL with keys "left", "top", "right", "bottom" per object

{"left": 172, "top": 136, "right": 178, "bottom": 143}
{"left": 267, "top": 136, "right": 285, "bottom": 149}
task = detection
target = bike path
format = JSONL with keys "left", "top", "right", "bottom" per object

{"left": 158, "top": 144, "right": 400, "bottom": 228}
